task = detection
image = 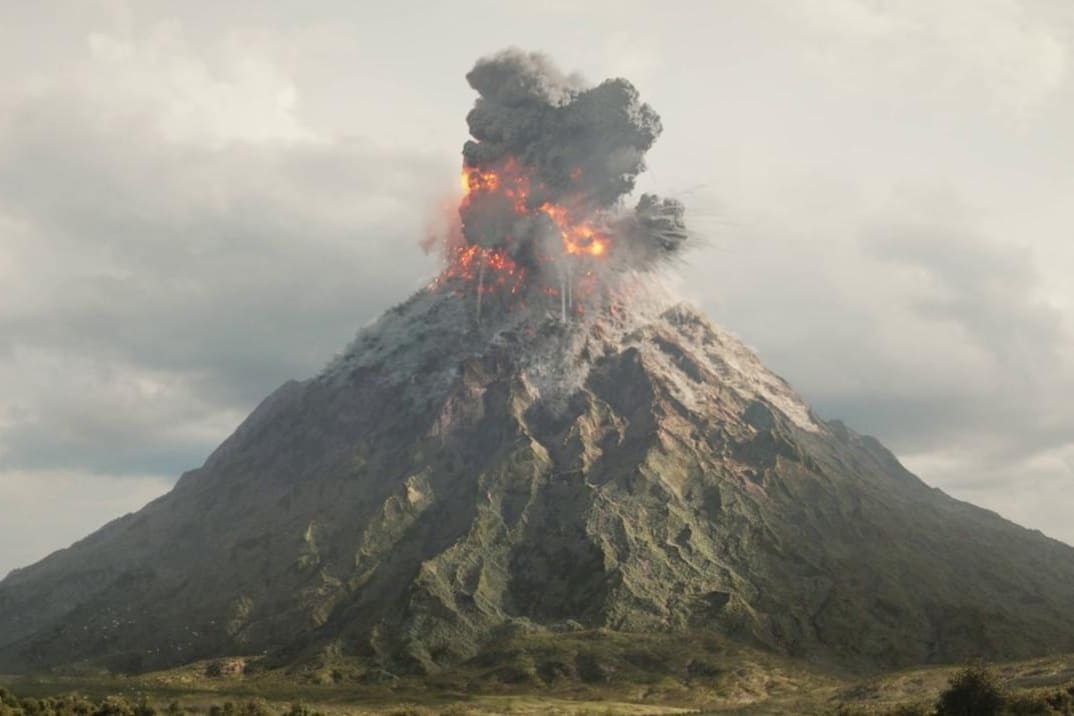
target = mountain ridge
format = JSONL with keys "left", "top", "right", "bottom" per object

{"left": 3, "top": 289, "right": 1074, "bottom": 677}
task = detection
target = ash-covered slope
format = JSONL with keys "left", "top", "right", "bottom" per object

{"left": 2, "top": 288, "right": 1074, "bottom": 676}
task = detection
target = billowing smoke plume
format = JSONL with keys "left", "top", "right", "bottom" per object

{"left": 438, "top": 49, "right": 689, "bottom": 320}
{"left": 465, "top": 51, "right": 657, "bottom": 211}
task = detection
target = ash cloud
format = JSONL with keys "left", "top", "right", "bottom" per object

{"left": 465, "top": 49, "right": 659, "bottom": 207}
{"left": 458, "top": 49, "right": 689, "bottom": 275}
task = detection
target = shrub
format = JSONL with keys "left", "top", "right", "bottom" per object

{"left": 207, "top": 703, "right": 270, "bottom": 716}
{"left": 1004, "top": 693, "right": 1054, "bottom": 715}
{"left": 935, "top": 665, "right": 1004, "bottom": 716}
{"left": 283, "top": 704, "right": 323, "bottom": 716}
{"left": 93, "top": 697, "right": 138, "bottom": 716}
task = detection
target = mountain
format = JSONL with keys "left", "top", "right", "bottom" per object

{"left": 3, "top": 286, "right": 1074, "bottom": 677}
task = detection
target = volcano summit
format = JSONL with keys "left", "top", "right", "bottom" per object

{"left": 2, "top": 50, "right": 1074, "bottom": 679}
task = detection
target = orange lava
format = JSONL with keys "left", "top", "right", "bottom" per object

{"left": 459, "top": 160, "right": 609, "bottom": 258}
{"left": 441, "top": 157, "right": 611, "bottom": 307}
{"left": 437, "top": 243, "right": 525, "bottom": 295}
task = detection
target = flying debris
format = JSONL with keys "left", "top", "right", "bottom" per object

{"left": 433, "top": 49, "right": 691, "bottom": 322}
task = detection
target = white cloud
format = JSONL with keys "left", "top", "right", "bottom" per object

{"left": 81, "top": 22, "right": 313, "bottom": 144}
{"left": 790, "top": 0, "right": 1068, "bottom": 118}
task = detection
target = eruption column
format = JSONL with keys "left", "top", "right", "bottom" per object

{"left": 433, "top": 49, "right": 691, "bottom": 323}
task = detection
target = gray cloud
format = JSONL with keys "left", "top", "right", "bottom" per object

{"left": 0, "top": 83, "right": 446, "bottom": 480}
{"left": 683, "top": 190, "right": 1074, "bottom": 545}
{"left": 865, "top": 227, "right": 1067, "bottom": 377}
{"left": 863, "top": 223, "right": 1073, "bottom": 456}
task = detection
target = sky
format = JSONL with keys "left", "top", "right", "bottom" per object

{"left": 2, "top": 0, "right": 1073, "bottom": 577}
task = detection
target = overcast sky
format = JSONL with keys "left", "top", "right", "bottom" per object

{"left": 2, "top": 0, "right": 1073, "bottom": 577}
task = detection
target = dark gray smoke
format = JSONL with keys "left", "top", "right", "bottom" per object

{"left": 618, "top": 193, "right": 689, "bottom": 261}
{"left": 465, "top": 49, "right": 661, "bottom": 209}
{"left": 451, "top": 49, "right": 690, "bottom": 317}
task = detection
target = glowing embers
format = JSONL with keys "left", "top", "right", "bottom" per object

{"left": 460, "top": 158, "right": 610, "bottom": 260}
{"left": 540, "top": 203, "right": 608, "bottom": 258}
{"left": 461, "top": 166, "right": 500, "bottom": 195}
{"left": 461, "top": 158, "right": 530, "bottom": 214}
{"left": 440, "top": 156, "right": 615, "bottom": 321}
{"left": 438, "top": 244, "right": 525, "bottom": 295}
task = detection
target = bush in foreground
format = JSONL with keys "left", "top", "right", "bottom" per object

{"left": 936, "top": 665, "right": 1005, "bottom": 716}
{"left": 832, "top": 665, "right": 1074, "bottom": 716}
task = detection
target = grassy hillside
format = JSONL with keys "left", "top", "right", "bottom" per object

{"left": 3, "top": 631, "right": 1073, "bottom": 715}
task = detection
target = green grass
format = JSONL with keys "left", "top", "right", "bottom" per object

{"left": 3, "top": 639, "right": 1074, "bottom": 715}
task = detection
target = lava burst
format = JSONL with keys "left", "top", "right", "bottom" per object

{"left": 460, "top": 159, "right": 611, "bottom": 261}
{"left": 537, "top": 199, "right": 609, "bottom": 259}
{"left": 440, "top": 158, "right": 614, "bottom": 319}
{"left": 439, "top": 243, "right": 524, "bottom": 296}
{"left": 431, "top": 49, "right": 689, "bottom": 322}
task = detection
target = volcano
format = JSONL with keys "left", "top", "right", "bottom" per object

{"left": 3, "top": 50, "right": 1074, "bottom": 679}
{"left": 3, "top": 287, "right": 1074, "bottom": 676}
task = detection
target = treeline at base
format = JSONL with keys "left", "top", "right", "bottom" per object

{"left": 0, "top": 688, "right": 325, "bottom": 716}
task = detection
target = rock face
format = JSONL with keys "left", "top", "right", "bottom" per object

{"left": 2, "top": 289, "right": 1074, "bottom": 675}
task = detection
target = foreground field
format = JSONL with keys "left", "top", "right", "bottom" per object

{"left": 2, "top": 635, "right": 1074, "bottom": 715}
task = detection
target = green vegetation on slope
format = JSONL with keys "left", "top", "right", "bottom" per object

{"left": 5, "top": 649, "right": 1074, "bottom": 715}
{"left": 0, "top": 682, "right": 692, "bottom": 716}
{"left": 0, "top": 688, "right": 331, "bottom": 716}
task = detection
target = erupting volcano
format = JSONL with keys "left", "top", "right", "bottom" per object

{"left": 3, "top": 49, "right": 1074, "bottom": 685}
{"left": 433, "top": 50, "right": 687, "bottom": 322}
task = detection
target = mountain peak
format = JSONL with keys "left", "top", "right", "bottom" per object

{"left": 4, "top": 283, "right": 1073, "bottom": 676}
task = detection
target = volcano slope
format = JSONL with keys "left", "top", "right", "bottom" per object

{"left": 2, "top": 288, "right": 1074, "bottom": 678}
